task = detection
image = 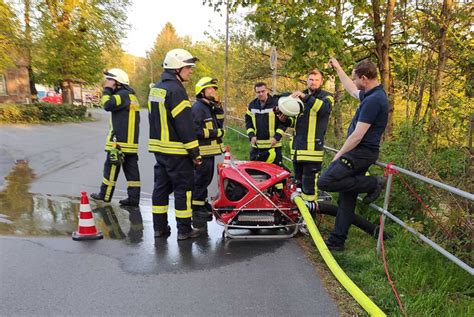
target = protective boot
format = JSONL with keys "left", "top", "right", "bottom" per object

{"left": 91, "top": 192, "right": 107, "bottom": 202}
{"left": 122, "top": 186, "right": 140, "bottom": 206}
{"left": 154, "top": 225, "right": 171, "bottom": 238}
{"left": 177, "top": 228, "right": 200, "bottom": 241}
{"left": 119, "top": 198, "right": 139, "bottom": 206}
{"left": 153, "top": 213, "right": 169, "bottom": 238}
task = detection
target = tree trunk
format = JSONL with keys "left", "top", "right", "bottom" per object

{"left": 371, "top": 0, "right": 396, "bottom": 136}
{"left": 387, "top": 66, "right": 395, "bottom": 137}
{"left": 426, "top": 0, "right": 453, "bottom": 136}
{"left": 332, "top": 0, "right": 344, "bottom": 138}
{"left": 23, "top": 0, "right": 37, "bottom": 98}
{"left": 47, "top": 0, "right": 74, "bottom": 100}
{"left": 413, "top": 80, "right": 425, "bottom": 126}
{"left": 413, "top": 48, "right": 434, "bottom": 126}
{"left": 466, "top": 59, "right": 474, "bottom": 98}
{"left": 61, "top": 80, "right": 73, "bottom": 104}
{"left": 333, "top": 84, "right": 344, "bottom": 138}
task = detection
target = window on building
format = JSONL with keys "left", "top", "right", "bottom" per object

{"left": 0, "top": 74, "right": 6, "bottom": 95}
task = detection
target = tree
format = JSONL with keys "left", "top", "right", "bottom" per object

{"left": 0, "top": 0, "right": 20, "bottom": 72}
{"left": 236, "top": 1, "right": 357, "bottom": 138}
{"left": 425, "top": 0, "right": 453, "bottom": 133}
{"left": 147, "top": 22, "right": 187, "bottom": 84}
{"left": 33, "top": 0, "right": 130, "bottom": 103}
{"left": 370, "top": 0, "right": 397, "bottom": 135}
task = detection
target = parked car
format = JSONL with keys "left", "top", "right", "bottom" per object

{"left": 41, "top": 91, "right": 63, "bottom": 104}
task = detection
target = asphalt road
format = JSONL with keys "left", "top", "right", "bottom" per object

{"left": 0, "top": 108, "right": 339, "bottom": 316}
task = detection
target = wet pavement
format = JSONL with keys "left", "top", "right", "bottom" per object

{"left": 0, "top": 187, "right": 289, "bottom": 275}
{"left": 0, "top": 109, "right": 339, "bottom": 316}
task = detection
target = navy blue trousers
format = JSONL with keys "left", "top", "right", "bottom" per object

{"left": 317, "top": 148, "right": 379, "bottom": 244}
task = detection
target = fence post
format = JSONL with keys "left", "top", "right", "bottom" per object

{"left": 377, "top": 172, "right": 394, "bottom": 254}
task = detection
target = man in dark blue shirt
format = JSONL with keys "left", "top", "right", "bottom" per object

{"left": 317, "top": 58, "right": 388, "bottom": 251}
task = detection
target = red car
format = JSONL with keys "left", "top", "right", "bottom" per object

{"left": 41, "top": 91, "right": 63, "bottom": 104}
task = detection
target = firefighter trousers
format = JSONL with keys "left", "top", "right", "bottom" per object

{"left": 249, "top": 146, "right": 283, "bottom": 166}
{"left": 293, "top": 161, "right": 322, "bottom": 202}
{"left": 152, "top": 153, "right": 194, "bottom": 234}
{"left": 98, "top": 152, "right": 140, "bottom": 203}
{"left": 192, "top": 156, "right": 215, "bottom": 207}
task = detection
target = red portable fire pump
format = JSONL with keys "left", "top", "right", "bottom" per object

{"left": 211, "top": 148, "right": 384, "bottom": 241}
{"left": 212, "top": 149, "right": 304, "bottom": 239}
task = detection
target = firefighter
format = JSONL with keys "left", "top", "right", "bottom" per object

{"left": 148, "top": 48, "right": 202, "bottom": 241}
{"left": 91, "top": 68, "right": 141, "bottom": 206}
{"left": 282, "top": 69, "right": 334, "bottom": 204}
{"left": 191, "top": 77, "right": 225, "bottom": 228}
{"left": 245, "top": 82, "right": 287, "bottom": 166}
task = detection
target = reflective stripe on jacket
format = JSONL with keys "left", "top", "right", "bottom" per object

{"left": 244, "top": 95, "right": 286, "bottom": 149}
{"left": 289, "top": 89, "right": 334, "bottom": 162}
{"left": 148, "top": 72, "right": 200, "bottom": 160}
{"left": 192, "top": 98, "right": 225, "bottom": 157}
{"left": 102, "top": 86, "right": 140, "bottom": 154}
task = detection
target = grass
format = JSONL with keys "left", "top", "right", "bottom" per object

{"left": 223, "top": 126, "right": 474, "bottom": 316}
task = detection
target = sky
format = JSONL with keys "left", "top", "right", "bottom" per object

{"left": 121, "top": 0, "right": 227, "bottom": 57}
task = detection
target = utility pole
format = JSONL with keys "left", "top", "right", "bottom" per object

{"left": 223, "top": 0, "right": 230, "bottom": 120}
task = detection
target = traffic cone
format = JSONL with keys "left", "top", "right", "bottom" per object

{"left": 223, "top": 146, "right": 231, "bottom": 164}
{"left": 72, "top": 192, "right": 103, "bottom": 241}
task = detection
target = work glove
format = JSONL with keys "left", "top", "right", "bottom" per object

{"left": 109, "top": 145, "right": 125, "bottom": 166}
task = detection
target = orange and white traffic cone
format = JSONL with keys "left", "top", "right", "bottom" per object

{"left": 72, "top": 192, "right": 103, "bottom": 241}
{"left": 223, "top": 146, "right": 231, "bottom": 164}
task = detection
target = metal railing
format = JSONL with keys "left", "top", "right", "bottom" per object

{"left": 224, "top": 115, "right": 474, "bottom": 275}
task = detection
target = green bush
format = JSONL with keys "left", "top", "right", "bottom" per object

{"left": 0, "top": 103, "right": 87, "bottom": 123}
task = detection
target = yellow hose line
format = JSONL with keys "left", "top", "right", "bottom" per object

{"left": 294, "top": 196, "right": 386, "bottom": 316}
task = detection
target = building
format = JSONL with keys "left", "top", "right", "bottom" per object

{"left": 0, "top": 54, "right": 32, "bottom": 104}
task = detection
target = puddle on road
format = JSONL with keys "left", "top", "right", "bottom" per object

{"left": 0, "top": 160, "right": 288, "bottom": 273}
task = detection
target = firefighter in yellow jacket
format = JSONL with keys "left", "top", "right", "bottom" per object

{"left": 191, "top": 77, "right": 224, "bottom": 228}
{"left": 148, "top": 48, "right": 202, "bottom": 241}
{"left": 91, "top": 68, "right": 140, "bottom": 206}
{"left": 282, "top": 69, "right": 334, "bottom": 204}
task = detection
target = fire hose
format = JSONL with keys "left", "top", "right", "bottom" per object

{"left": 293, "top": 194, "right": 386, "bottom": 317}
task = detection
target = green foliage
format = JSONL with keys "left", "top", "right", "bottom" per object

{"left": 0, "top": 103, "right": 87, "bottom": 123}
{"left": 33, "top": 0, "right": 131, "bottom": 85}
{"left": 245, "top": 2, "right": 348, "bottom": 74}
{"left": 0, "top": 0, "right": 20, "bottom": 72}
